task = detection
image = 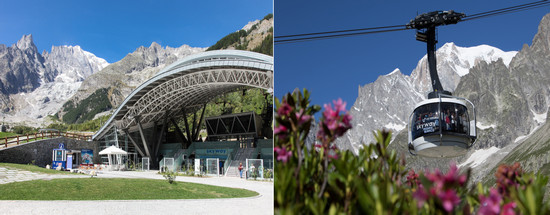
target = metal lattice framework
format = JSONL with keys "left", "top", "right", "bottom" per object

{"left": 93, "top": 50, "right": 273, "bottom": 140}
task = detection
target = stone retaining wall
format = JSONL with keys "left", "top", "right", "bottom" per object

{"left": 0, "top": 137, "right": 100, "bottom": 167}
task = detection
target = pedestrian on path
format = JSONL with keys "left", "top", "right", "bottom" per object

{"left": 238, "top": 163, "right": 243, "bottom": 178}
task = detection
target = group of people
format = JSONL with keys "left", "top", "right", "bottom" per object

{"left": 238, "top": 162, "right": 258, "bottom": 178}
{"left": 442, "top": 108, "right": 468, "bottom": 133}
{"left": 414, "top": 105, "right": 469, "bottom": 135}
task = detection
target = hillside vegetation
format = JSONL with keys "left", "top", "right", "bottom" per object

{"left": 61, "top": 88, "right": 112, "bottom": 124}
{"left": 207, "top": 13, "right": 273, "bottom": 56}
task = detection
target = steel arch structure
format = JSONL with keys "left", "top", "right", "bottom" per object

{"left": 93, "top": 50, "right": 273, "bottom": 141}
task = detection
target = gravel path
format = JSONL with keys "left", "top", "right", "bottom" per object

{"left": 0, "top": 170, "right": 273, "bottom": 215}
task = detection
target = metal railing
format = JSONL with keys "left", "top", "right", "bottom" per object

{"left": 223, "top": 143, "right": 240, "bottom": 176}
{"left": 1, "top": 131, "right": 93, "bottom": 149}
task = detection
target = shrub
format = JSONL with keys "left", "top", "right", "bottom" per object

{"left": 162, "top": 171, "right": 177, "bottom": 184}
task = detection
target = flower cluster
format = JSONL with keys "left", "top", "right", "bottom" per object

{"left": 478, "top": 188, "right": 517, "bottom": 215}
{"left": 317, "top": 98, "right": 352, "bottom": 143}
{"left": 413, "top": 164, "right": 467, "bottom": 212}
{"left": 406, "top": 169, "right": 420, "bottom": 188}
{"left": 273, "top": 90, "right": 319, "bottom": 165}
{"left": 274, "top": 146, "right": 292, "bottom": 163}
{"left": 315, "top": 99, "right": 352, "bottom": 159}
{"left": 495, "top": 162, "right": 523, "bottom": 197}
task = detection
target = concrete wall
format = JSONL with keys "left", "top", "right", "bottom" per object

{"left": 0, "top": 137, "right": 100, "bottom": 167}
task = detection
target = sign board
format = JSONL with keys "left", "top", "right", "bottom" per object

{"left": 81, "top": 149, "right": 93, "bottom": 166}
{"left": 195, "top": 158, "right": 201, "bottom": 175}
{"left": 58, "top": 143, "right": 65, "bottom": 149}
{"left": 66, "top": 155, "right": 73, "bottom": 170}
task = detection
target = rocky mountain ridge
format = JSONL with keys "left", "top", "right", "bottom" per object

{"left": 0, "top": 34, "right": 109, "bottom": 126}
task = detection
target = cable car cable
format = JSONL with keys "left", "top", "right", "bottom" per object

{"left": 464, "top": 0, "right": 550, "bottom": 19}
{"left": 463, "top": 1, "right": 550, "bottom": 21}
{"left": 275, "top": 28, "right": 408, "bottom": 44}
{"left": 275, "top": 25, "right": 407, "bottom": 39}
{"left": 275, "top": 0, "right": 550, "bottom": 44}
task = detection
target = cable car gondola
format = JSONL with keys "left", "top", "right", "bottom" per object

{"left": 408, "top": 94, "right": 476, "bottom": 157}
{"left": 406, "top": 11, "right": 477, "bottom": 157}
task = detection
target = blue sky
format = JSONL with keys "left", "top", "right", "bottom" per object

{"left": 0, "top": 0, "right": 273, "bottom": 63}
{"left": 275, "top": 1, "right": 550, "bottom": 114}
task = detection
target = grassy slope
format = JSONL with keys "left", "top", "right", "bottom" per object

{"left": 0, "top": 178, "right": 258, "bottom": 200}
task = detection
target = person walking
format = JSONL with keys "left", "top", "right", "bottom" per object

{"left": 238, "top": 163, "right": 243, "bottom": 178}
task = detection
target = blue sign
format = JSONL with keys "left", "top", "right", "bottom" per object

{"left": 205, "top": 149, "right": 227, "bottom": 155}
{"left": 58, "top": 143, "right": 65, "bottom": 149}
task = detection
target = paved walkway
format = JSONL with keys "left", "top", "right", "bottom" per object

{"left": 0, "top": 167, "right": 87, "bottom": 184}
{"left": 0, "top": 169, "right": 273, "bottom": 215}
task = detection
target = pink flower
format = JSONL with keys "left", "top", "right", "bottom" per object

{"left": 479, "top": 188, "right": 502, "bottom": 215}
{"left": 413, "top": 187, "right": 428, "bottom": 208}
{"left": 478, "top": 188, "right": 516, "bottom": 215}
{"left": 442, "top": 164, "right": 467, "bottom": 187}
{"left": 317, "top": 99, "right": 352, "bottom": 143}
{"left": 438, "top": 189, "right": 460, "bottom": 212}
{"left": 274, "top": 125, "right": 288, "bottom": 135}
{"left": 501, "top": 202, "right": 517, "bottom": 215}
{"left": 295, "top": 109, "right": 312, "bottom": 126}
{"left": 333, "top": 98, "right": 346, "bottom": 113}
{"left": 416, "top": 164, "right": 469, "bottom": 212}
{"left": 406, "top": 169, "right": 420, "bottom": 187}
{"left": 274, "top": 125, "right": 288, "bottom": 140}
{"left": 274, "top": 146, "right": 292, "bottom": 163}
{"left": 342, "top": 113, "right": 352, "bottom": 127}
{"left": 277, "top": 100, "right": 293, "bottom": 116}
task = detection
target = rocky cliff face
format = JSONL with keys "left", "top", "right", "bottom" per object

{"left": 0, "top": 35, "right": 109, "bottom": 126}
{"left": 0, "top": 35, "right": 43, "bottom": 99}
{"left": 43, "top": 45, "right": 109, "bottom": 83}
{"left": 338, "top": 69, "right": 423, "bottom": 153}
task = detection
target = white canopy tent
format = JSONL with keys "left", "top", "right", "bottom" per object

{"left": 99, "top": 146, "right": 128, "bottom": 171}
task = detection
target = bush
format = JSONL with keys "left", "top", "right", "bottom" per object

{"left": 12, "top": 125, "right": 37, "bottom": 135}
{"left": 161, "top": 171, "right": 177, "bottom": 184}
{"left": 274, "top": 89, "right": 550, "bottom": 214}
{"left": 264, "top": 168, "right": 273, "bottom": 179}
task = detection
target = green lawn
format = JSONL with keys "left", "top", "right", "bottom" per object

{"left": 0, "top": 163, "right": 75, "bottom": 175}
{"left": 0, "top": 178, "right": 258, "bottom": 200}
{"left": 0, "top": 132, "right": 18, "bottom": 139}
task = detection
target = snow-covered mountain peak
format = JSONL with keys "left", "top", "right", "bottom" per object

{"left": 410, "top": 42, "right": 518, "bottom": 95}
{"left": 445, "top": 43, "right": 516, "bottom": 74}
{"left": 44, "top": 45, "right": 109, "bottom": 83}
{"left": 385, "top": 68, "right": 401, "bottom": 77}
